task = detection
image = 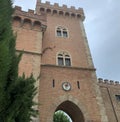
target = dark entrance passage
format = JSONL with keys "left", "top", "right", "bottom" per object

{"left": 54, "top": 100, "right": 85, "bottom": 122}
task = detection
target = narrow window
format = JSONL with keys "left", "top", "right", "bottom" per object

{"left": 53, "top": 79, "right": 55, "bottom": 87}
{"left": 58, "top": 54, "right": 64, "bottom": 66}
{"left": 63, "top": 31, "right": 68, "bottom": 37}
{"left": 65, "top": 58, "right": 71, "bottom": 66}
{"left": 65, "top": 55, "right": 71, "bottom": 66}
{"left": 57, "top": 30, "right": 62, "bottom": 37}
{"left": 77, "top": 81, "right": 80, "bottom": 89}
{"left": 58, "top": 57, "right": 64, "bottom": 66}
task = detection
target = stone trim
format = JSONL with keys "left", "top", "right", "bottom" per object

{"left": 41, "top": 64, "right": 96, "bottom": 71}
{"left": 16, "top": 49, "right": 42, "bottom": 56}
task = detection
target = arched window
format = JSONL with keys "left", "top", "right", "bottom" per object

{"left": 57, "top": 52, "right": 71, "bottom": 66}
{"left": 56, "top": 26, "right": 68, "bottom": 38}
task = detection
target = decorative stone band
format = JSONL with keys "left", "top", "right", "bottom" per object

{"left": 98, "top": 78, "right": 120, "bottom": 85}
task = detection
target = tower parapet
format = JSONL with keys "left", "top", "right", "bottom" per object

{"left": 98, "top": 78, "right": 120, "bottom": 86}
{"left": 36, "top": 1, "right": 85, "bottom": 21}
{"left": 13, "top": 6, "right": 47, "bottom": 31}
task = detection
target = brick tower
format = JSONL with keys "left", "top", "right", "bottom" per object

{"left": 35, "top": 1, "right": 108, "bottom": 122}
{"left": 12, "top": 0, "right": 109, "bottom": 122}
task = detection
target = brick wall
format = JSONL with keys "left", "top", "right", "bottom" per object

{"left": 39, "top": 65, "right": 101, "bottom": 122}
{"left": 99, "top": 82, "right": 120, "bottom": 122}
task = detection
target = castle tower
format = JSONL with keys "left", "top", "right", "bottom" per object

{"left": 12, "top": 1, "right": 120, "bottom": 122}
{"left": 12, "top": 5, "right": 47, "bottom": 122}
{"left": 35, "top": 1, "right": 108, "bottom": 122}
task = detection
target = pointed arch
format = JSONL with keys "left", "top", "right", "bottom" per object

{"left": 46, "top": 95, "right": 90, "bottom": 122}
{"left": 55, "top": 100, "right": 85, "bottom": 122}
{"left": 56, "top": 51, "right": 71, "bottom": 66}
{"left": 56, "top": 26, "right": 69, "bottom": 38}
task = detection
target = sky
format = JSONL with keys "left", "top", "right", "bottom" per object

{"left": 13, "top": 0, "right": 120, "bottom": 81}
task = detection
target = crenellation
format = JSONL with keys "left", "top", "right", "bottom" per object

{"left": 98, "top": 78, "right": 103, "bottom": 82}
{"left": 109, "top": 80, "right": 114, "bottom": 84}
{"left": 104, "top": 79, "right": 109, "bottom": 83}
{"left": 70, "top": 6, "right": 75, "bottom": 10}
{"left": 28, "top": 9, "right": 34, "bottom": 14}
{"left": 115, "top": 81, "right": 119, "bottom": 85}
{"left": 78, "top": 7, "right": 83, "bottom": 10}
{"left": 45, "top": 1, "right": 50, "bottom": 5}
{"left": 62, "top": 4, "right": 67, "bottom": 9}
{"left": 14, "top": 6, "right": 21, "bottom": 11}
{"left": 37, "top": 1, "right": 85, "bottom": 20}
{"left": 14, "top": 6, "right": 46, "bottom": 23}
{"left": 54, "top": 3, "right": 59, "bottom": 7}
{"left": 13, "top": 6, "right": 47, "bottom": 32}
{"left": 98, "top": 78, "right": 120, "bottom": 86}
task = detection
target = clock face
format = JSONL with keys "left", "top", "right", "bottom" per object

{"left": 62, "top": 82, "right": 71, "bottom": 91}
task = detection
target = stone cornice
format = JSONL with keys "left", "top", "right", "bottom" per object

{"left": 16, "top": 49, "right": 42, "bottom": 56}
{"left": 41, "top": 64, "right": 96, "bottom": 71}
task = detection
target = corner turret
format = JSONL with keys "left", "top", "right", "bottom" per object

{"left": 13, "top": 6, "right": 47, "bottom": 32}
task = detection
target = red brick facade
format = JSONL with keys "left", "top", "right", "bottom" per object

{"left": 12, "top": 1, "right": 120, "bottom": 122}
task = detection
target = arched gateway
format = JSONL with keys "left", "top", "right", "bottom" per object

{"left": 44, "top": 95, "right": 90, "bottom": 122}
{"left": 55, "top": 100, "right": 85, "bottom": 122}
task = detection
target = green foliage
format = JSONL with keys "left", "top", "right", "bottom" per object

{"left": 0, "top": 0, "right": 37, "bottom": 121}
{"left": 53, "top": 111, "right": 70, "bottom": 122}
{"left": 11, "top": 75, "right": 38, "bottom": 122}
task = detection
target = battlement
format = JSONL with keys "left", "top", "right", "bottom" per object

{"left": 12, "top": 6, "right": 47, "bottom": 31}
{"left": 98, "top": 78, "right": 120, "bottom": 86}
{"left": 14, "top": 6, "right": 46, "bottom": 21}
{"left": 36, "top": 1, "right": 85, "bottom": 21}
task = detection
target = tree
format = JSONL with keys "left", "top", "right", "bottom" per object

{"left": 53, "top": 111, "right": 70, "bottom": 122}
{"left": 0, "top": 0, "right": 37, "bottom": 121}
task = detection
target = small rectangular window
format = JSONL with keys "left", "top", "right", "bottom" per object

{"left": 53, "top": 79, "right": 55, "bottom": 87}
{"left": 65, "top": 58, "right": 71, "bottom": 66}
{"left": 77, "top": 81, "right": 80, "bottom": 89}
{"left": 58, "top": 57, "right": 64, "bottom": 66}
{"left": 115, "top": 95, "right": 120, "bottom": 101}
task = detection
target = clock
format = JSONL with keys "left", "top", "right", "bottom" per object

{"left": 62, "top": 82, "right": 71, "bottom": 91}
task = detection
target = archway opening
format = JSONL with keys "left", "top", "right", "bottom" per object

{"left": 54, "top": 110, "right": 72, "bottom": 122}
{"left": 53, "top": 100, "right": 85, "bottom": 122}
